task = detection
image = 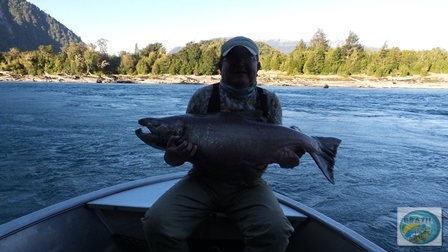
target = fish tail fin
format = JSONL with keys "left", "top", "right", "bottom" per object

{"left": 309, "top": 137, "right": 342, "bottom": 184}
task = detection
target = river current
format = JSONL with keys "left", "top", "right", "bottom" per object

{"left": 1, "top": 82, "right": 447, "bottom": 251}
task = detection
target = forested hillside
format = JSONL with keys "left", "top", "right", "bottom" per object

{"left": 1, "top": 30, "right": 447, "bottom": 79}
{"left": 1, "top": 0, "right": 447, "bottom": 79}
{"left": 0, "top": 0, "right": 82, "bottom": 52}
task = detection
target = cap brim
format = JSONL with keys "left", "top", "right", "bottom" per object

{"left": 222, "top": 45, "right": 257, "bottom": 57}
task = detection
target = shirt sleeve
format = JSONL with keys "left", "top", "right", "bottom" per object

{"left": 186, "top": 85, "right": 213, "bottom": 114}
{"left": 264, "top": 91, "right": 283, "bottom": 125}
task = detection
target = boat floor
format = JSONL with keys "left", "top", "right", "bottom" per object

{"left": 87, "top": 178, "right": 308, "bottom": 251}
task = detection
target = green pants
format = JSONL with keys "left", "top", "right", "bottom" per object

{"left": 141, "top": 171, "right": 294, "bottom": 252}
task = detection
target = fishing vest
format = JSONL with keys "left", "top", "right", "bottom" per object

{"left": 207, "top": 83, "right": 269, "bottom": 118}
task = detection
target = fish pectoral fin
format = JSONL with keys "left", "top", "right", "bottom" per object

{"left": 291, "top": 146, "right": 306, "bottom": 158}
{"left": 275, "top": 147, "right": 301, "bottom": 168}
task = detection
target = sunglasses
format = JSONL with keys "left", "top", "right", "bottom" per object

{"left": 222, "top": 55, "right": 257, "bottom": 64}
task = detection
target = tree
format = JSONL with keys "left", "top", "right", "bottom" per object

{"left": 36, "top": 45, "right": 56, "bottom": 74}
{"left": 168, "top": 57, "right": 181, "bottom": 75}
{"left": 83, "top": 44, "right": 97, "bottom": 74}
{"left": 342, "top": 31, "right": 364, "bottom": 59}
{"left": 22, "top": 51, "right": 38, "bottom": 75}
{"left": 60, "top": 42, "right": 86, "bottom": 74}
{"left": 152, "top": 55, "right": 170, "bottom": 75}
{"left": 308, "top": 29, "right": 330, "bottom": 51}
{"left": 424, "top": 48, "right": 448, "bottom": 73}
{"left": 385, "top": 47, "right": 402, "bottom": 76}
{"left": 0, "top": 52, "right": 6, "bottom": 70}
{"left": 343, "top": 48, "right": 364, "bottom": 75}
{"left": 96, "top": 38, "right": 109, "bottom": 55}
{"left": 119, "top": 52, "right": 135, "bottom": 74}
{"left": 138, "top": 43, "right": 165, "bottom": 58}
{"left": 323, "top": 47, "right": 343, "bottom": 75}
{"left": 135, "top": 43, "right": 166, "bottom": 74}
{"left": 2, "top": 36, "right": 448, "bottom": 79}
{"left": 257, "top": 42, "right": 285, "bottom": 71}
{"left": 171, "top": 42, "right": 202, "bottom": 75}
{"left": 197, "top": 47, "right": 219, "bottom": 75}
{"left": 136, "top": 56, "right": 150, "bottom": 74}
{"left": 268, "top": 51, "right": 285, "bottom": 71}
{"left": 304, "top": 29, "right": 330, "bottom": 74}
{"left": 284, "top": 40, "right": 307, "bottom": 74}
{"left": 366, "top": 42, "right": 391, "bottom": 77}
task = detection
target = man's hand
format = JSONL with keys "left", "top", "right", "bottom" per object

{"left": 277, "top": 147, "right": 303, "bottom": 168}
{"left": 164, "top": 136, "right": 197, "bottom": 166}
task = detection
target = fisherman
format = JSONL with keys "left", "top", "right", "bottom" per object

{"left": 141, "top": 36, "right": 302, "bottom": 251}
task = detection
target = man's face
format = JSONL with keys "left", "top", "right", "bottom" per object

{"left": 219, "top": 46, "right": 261, "bottom": 89}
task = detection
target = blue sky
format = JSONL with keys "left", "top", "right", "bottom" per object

{"left": 27, "top": 0, "right": 447, "bottom": 54}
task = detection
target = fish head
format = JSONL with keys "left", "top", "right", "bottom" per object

{"left": 135, "top": 116, "right": 186, "bottom": 150}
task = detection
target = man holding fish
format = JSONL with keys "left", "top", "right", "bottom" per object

{"left": 139, "top": 36, "right": 333, "bottom": 251}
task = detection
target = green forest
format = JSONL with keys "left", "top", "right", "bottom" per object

{"left": 1, "top": 30, "right": 447, "bottom": 78}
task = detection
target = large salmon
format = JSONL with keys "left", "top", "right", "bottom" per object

{"left": 135, "top": 112, "right": 341, "bottom": 184}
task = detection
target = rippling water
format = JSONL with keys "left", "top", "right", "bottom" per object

{"left": 1, "top": 82, "right": 447, "bottom": 251}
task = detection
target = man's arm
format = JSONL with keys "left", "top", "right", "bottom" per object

{"left": 163, "top": 87, "right": 211, "bottom": 166}
{"left": 267, "top": 92, "right": 303, "bottom": 168}
{"left": 164, "top": 136, "right": 197, "bottom": 166}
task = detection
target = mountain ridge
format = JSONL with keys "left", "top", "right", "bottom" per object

{"left": 1, "top": 0, "right": 376, "bottom": 55}
{"left": 0, "top": 0, "right": 83, "bottom": 52}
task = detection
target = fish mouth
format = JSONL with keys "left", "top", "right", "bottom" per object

{"left": 136, "top": 119, "right": 158, "bottom": 137}
{"left": 137, "top": 118, "right": 157, "bottom": 134}
{"left": 135, "top": 119, "right": 165, "bottom": 150}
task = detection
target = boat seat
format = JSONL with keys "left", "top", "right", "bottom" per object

{"left": 87, "top": 180, "right": 308, "bottom": 252}
{"left": 87, "top": 179, "right": 307, "bottom": 222}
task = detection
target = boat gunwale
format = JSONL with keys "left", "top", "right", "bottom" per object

{"left": 1, "top": 171, "right": 385, "bottom": 251}
{"left": 0, "top": 172, "right": 186, "bottom": 239}
{"left": 275, "top": 193, "right": 385, "bottom": 251}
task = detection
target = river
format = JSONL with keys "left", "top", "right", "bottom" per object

{"left": 1, "top": 82, "right": 447, "bottom": 251}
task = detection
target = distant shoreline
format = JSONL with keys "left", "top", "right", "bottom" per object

{"left": 1, "top": 71, "right": 448, "bottom": 89}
